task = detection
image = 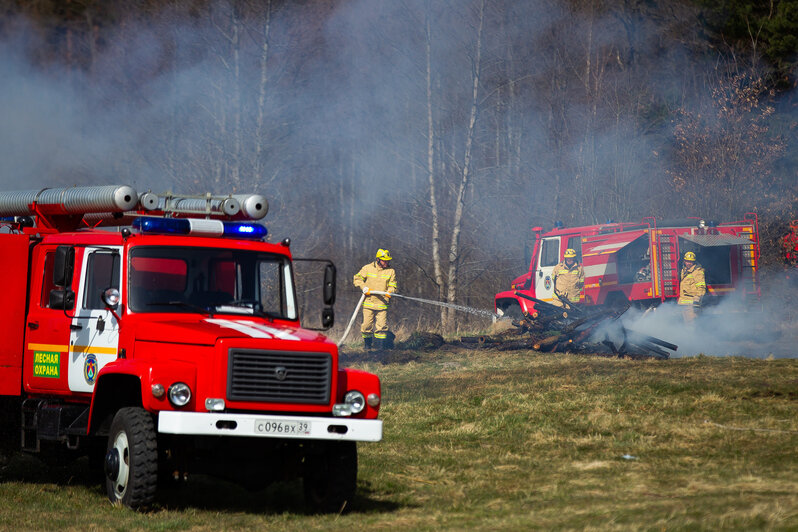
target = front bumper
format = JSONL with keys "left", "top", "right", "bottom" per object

{"left": 158, "top": 411, "right": 383, "bottom": 442}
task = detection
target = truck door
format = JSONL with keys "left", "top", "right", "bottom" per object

{"left": 24, "top": 247, "right": 78, "bottom": 393}
{"left": 534, "top": 237, "right": 560, "bottom": 302}
{"left": 68, "top": 247, "right": 121, "bottom": 393}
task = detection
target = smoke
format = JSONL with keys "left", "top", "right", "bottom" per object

{"left": 0, "top": 2, "right": 793, "bottom": 335}
{"left": 606, "top": 272, "right": 798, "bottom": 358}
{"left": 0, "top": 40, "right": 126, "bottom": 188}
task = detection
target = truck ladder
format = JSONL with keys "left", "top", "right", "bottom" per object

{"left": 739, "top": 214, "right": 761, "bottom": 301}
{"left": 658, "top": 233, "right": 679, "bottom": 300}
{"left": 738, "top": 243, "right": 759, "bottom": 300}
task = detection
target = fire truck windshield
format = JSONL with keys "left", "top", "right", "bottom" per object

{"left": 128, "top": 246, "right": 297, "bottom": 319}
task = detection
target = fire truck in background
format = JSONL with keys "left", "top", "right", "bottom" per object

{"left": 495, "top": 215, "right": 760, "bottom": 318}
{"left": 0, "top": 185, "right": 382, "bottom": 512}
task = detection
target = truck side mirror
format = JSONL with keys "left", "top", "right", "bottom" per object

{"left": 49, "top": 288, "right": 75, "bottom": 310}
{"left": 292, "top": 258, "right": 336, "bottom": 331}
{"left": 102, "top": 288, "right": 121, "bottom": 309}
{"left": 323, "top": 264, "right": 336, "bottom": 306}
{"left": 53, "top": 245, "right": 75, "bottom": 287}
{"left": 321, "top": 308, "right": 334, "bottom": 329}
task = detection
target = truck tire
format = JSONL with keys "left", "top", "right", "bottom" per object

{"left": 104, "top": 407, "right": 158, "bottom": 509}
{"left": 502, "top": 302, "right": 522, "bottom": 320}
{"left": 303, "top": 441, "right": 357, "bottom": 513}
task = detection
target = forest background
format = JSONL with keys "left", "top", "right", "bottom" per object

{"left": 0, "top": 0, "right": 795, "bottom": 334}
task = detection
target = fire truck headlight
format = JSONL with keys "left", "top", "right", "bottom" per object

{"left": 366, "top": 393, "right": 381, "bottom": 407}
{"left": 343, "top": 391, "right": 365, "bottom": 414}
{"left": 168, "top": 382, "right": 192, "bottom": 407}
{"left": 151, "top": 384, "right": 165, "bottom": 398}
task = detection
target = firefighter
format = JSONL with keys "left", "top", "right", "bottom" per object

{"left": 678, "top": 251, "right": 706, "bottom": 323}
{"left": 551, "top": 248, "right": 584, "bottom": 307}
{"left": 353, "top": 248, "right": 397, "bottom": 350}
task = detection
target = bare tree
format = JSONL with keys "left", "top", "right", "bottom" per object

{"left": 443, "top": 0, "right": 485, "bottom": 333}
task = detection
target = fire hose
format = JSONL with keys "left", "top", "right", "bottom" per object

{"left": 337, "top": 290, "right": 499, "bottom": 346}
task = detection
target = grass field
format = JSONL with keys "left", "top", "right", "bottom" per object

{"left": 1, "top": 349, "right": 797, "bottom": 531}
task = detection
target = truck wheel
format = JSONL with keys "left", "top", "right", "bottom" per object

{"left": 502, "top": 302, "right": 522, "bottom": 320}
{"left": 104, "top": 407, "right": 158, "bottom": 509}
{"left": 303, "top": 441, "right": 357, "bottom": 513}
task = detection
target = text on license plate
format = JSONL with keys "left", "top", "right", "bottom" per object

{"left": 254, "top": 419, "right": 310, "bottom": 435}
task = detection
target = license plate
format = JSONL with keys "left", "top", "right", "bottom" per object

{"left": 254, "top": 419, "right": 311, "bottom": 436}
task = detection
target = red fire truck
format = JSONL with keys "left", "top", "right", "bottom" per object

{"left": 495, "top": 215, "right": 760, "bottom": 318}
{"left": 0, "top": 185, "right": 381, "bottom": 512}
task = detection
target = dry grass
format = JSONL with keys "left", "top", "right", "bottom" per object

{"left": 1, "top": 349, "right": 797, "bottom": 530}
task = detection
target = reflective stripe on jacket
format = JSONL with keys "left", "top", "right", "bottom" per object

{"left": 678, "top": 263, "right": 706, "bottom": 305}
{"left": 552, "top": 261, "right": 584, "bottom": 303}
{"left": 353, "top": 261, "right": 397, "bottom": 310}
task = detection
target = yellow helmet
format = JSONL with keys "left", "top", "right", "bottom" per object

{"left": 684, "top": 251, "right": 696, "bottom": 261}
{"left": 376, "top": 248, "right": 392, "bottom": 261}
{"left": 564, "top": 248, "right": 577, "bottom": 258}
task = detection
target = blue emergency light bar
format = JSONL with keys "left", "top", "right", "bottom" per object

{"left": 132, "top": 217, "right": 267, "bottom": 239}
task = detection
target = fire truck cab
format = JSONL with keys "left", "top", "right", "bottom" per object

{"left": 0, "top": 185, "right": 381, "bottom": 513}
{"left": 496, "top": 215, "right": 760, "bottom": 318}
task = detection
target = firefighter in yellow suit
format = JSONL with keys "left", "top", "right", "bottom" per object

{"left": 551, "top": 248, "right": 584, "bottom": 307}
{"left": 678, "top": 251, "right": 706, "bottom": 323}
{"left": 353, "top": 249, "right": 397, "bottom": 350}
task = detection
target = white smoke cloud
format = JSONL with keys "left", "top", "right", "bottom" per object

{"left": 612, "top": 273, "right": 797, "bottom": 358}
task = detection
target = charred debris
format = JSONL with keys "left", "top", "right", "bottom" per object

{"left": 343, "top": 294, "right": 677, "bottom": 364}
{"left": 463, "top": 292, "right": 678, "bottom": 360}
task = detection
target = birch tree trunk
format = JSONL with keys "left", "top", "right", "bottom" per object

{"left": 230, "top": 5, "right": 242, "bottom": 189}
{"left": 425, "top": 3, "right": 446, "bottom": 326}
{"left": 444, "top": 0, "right": 485, "bottom": 334}
{"left": 254, "top": 0, "right": 272, "bottom": 184}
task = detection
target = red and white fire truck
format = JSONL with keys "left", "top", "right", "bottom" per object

{"left": 495, "top": 215, "right": 760, "bottom": 317}
{"left": 0, "top": 185, "right": 381, "bottom": 512}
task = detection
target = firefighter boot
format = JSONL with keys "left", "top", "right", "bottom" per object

{"left": 363, "top": 336, "right": 373, "bottom": 350}
{"left": 373, "top": 337, "right": 385, "bottom": 352}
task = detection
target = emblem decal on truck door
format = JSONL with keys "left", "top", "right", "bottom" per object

{"left": 83, "top": 353, "right": 98, "bottom": 385}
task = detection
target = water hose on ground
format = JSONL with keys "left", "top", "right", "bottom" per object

{"left": 337, "top": 293, "right": 366, "bottom": 347}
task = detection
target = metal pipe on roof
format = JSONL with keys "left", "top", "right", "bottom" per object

{"left": 0, "top": 185, "right": 138, "bottom": 216}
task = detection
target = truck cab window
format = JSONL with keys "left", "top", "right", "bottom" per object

{"left": 540, "top": 238, "right": 560, "bottom": 267}
{"left": 566, "top": 236, "right": 582, "bottom": 260}
{"left": 40, "top": 252, "right": 57, "bottom": 307}
{"left": 84, "top": 252, "right": 121, "bottom": 310}
{"left": 259, "top": 261, "right": 283, "bottom": 316}
{"left": 129, "top": 246, "right": 295, "bottom": 319}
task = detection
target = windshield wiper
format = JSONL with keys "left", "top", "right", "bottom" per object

{"left": 147, "top": 301, "right": 214, "bottom": 317}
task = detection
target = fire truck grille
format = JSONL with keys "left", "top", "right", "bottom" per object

{"left": 227, "top": 349, "right": 332, "bottom": 404}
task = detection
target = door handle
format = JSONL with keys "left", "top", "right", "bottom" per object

{"left": 27, "top": 322, "right": 39, "bottom": 330}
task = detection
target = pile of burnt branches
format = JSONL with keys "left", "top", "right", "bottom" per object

{"left": 461, "top": 295, "right": 677, "bottom": 360}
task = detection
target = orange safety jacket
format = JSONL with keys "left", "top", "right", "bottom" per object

{"left": 678, "top": 263, "right": 706, "bottom": 305}
{"left": 353, "top": 261, "right": 397, "bottom": 310}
